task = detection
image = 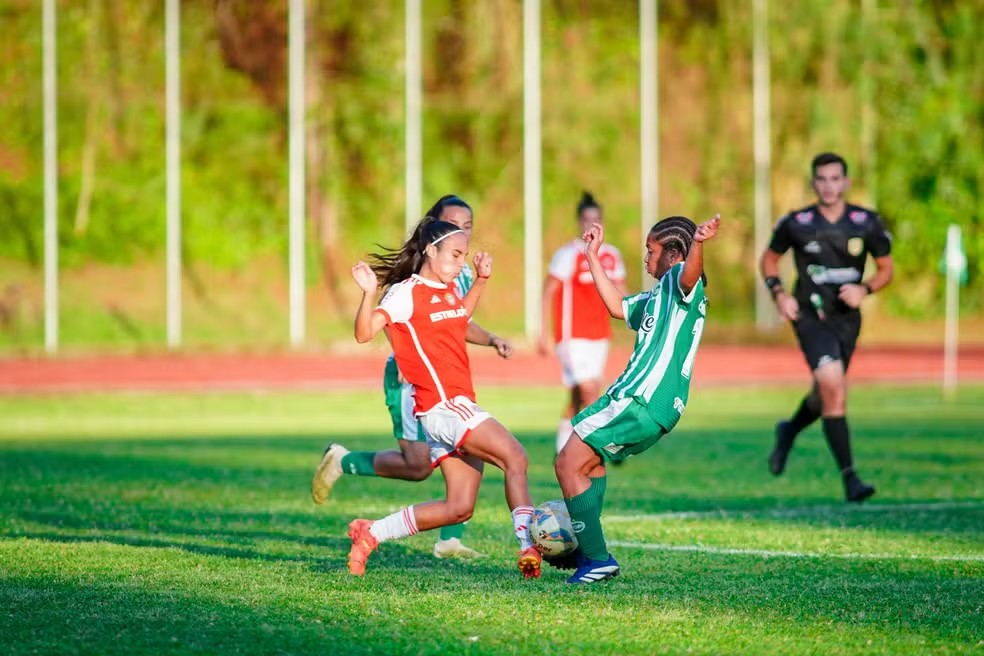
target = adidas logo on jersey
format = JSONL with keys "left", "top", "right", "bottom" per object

{"left": 430, "top": 295, "right": 441, "bottom": 304}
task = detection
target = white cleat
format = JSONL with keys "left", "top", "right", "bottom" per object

{"left": 311, "top": 443, "right": 349, "bottom": 504}
{"left": 433, "top": 537, "right": 484, "bottom": 559}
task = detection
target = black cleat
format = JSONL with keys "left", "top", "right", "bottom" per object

{"left": 845, "top": 475, "right": 876, "bottom": 503}
{"left": 542, "top": 550, "right": 579, "bottom": 570}
{"left": 768, "top": 420, "right": 794, "bottom": 476}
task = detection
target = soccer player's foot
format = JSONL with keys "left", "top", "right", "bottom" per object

{"left": 517, "top": 547, "right": 542, "bottom": 579}
{"left": 542, "top": 550, "right": 578, "bottom": 570}
{"left": 768, "top": 420, "right": 794, "bottom": 476}
{"left": 566, "top": 553, "right": 620, "bottom": 585}
{"left": 347, "top": 518, "right": 378, "bottom": 576}
{"left": 844, "top": 474, "right": 876, "bottom": 503}
{"left": 433, "top": 537, "right": 484, "bottom": 559}
{"left": 311, "top": 443, "right": 350, "bottom": 504}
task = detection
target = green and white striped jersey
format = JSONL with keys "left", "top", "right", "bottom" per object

{"left": 454, "top": 264, "right": 474, "bottom": 297}
{"left": 607, "top": 262, "right": 707, "bottom": 432}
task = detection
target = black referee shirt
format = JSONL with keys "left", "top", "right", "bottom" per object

{"left": 768, "top": 204, "right": 892, "bottom": 319}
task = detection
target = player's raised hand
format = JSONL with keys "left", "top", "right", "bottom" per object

{"left": 582, "top": 222, "right": 605, "bottom": 257}
{"left": 473, "top": 251, "right": 493, "bottom": 279}
{"left": 351, "top": 261, "right": 378, "bottom": 293}
{"left": 695, "top": 214, "right": 721, "bottom": 242}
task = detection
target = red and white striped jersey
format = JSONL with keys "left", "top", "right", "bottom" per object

{"left": 547, "top": 240, "right": 626, "bottom": 342}
{"left": 376, "top": 275, "right": 475, "bottom": 414}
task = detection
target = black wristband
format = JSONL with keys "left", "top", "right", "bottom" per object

{"left": 862, "top": 283, "right": 874, "bottom": 295}
{"left": 764, "top": 275, "right": 783, "bottom": 297}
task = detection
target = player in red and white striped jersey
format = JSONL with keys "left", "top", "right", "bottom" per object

{"left": 346, "top": 218, "right": 541, "bottom": 579}
{"left": 539, "top": 192, "right": 627, "bottom": 452}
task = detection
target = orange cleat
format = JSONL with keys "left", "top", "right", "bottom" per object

{"left": 347, "top": 519, "right": 379, "bottom": 576}
{"left": 518, "top": 546, "right": 542, "bottom": 579}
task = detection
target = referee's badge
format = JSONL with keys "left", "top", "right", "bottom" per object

{"left": 848, "top": 237, "right": 864, "bottom": 256}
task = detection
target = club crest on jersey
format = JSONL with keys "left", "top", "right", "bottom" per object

{"left": 847, "top": 237, "right": 864, "bottom": 256}
{"left": 804, "top": 240, "right": 822, "bottom": 254}
{"left": 795, "top": 211, "right": 813, "bottom": 224}
{"left": 849, "top": 210, "right": 868, "bottom": 224}
{"left": 445, "top": 293, "right": 456, "bottom": 305}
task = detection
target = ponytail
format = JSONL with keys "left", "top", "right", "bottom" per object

{"left": 368, "top": 218, "right": 463, "bottom": 289}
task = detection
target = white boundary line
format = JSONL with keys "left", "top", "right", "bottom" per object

{"left": 608, "top": 541, "right": 984, "bottom": 563}
{"left": 607, "top": 500, "right": 984, "bottom": 523}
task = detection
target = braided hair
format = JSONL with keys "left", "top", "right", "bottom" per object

{"left": 368, "top": 218, "right": 464, "bottom": 289}
{"left": 649, "top": 216, "right": 707, "bottom": 285}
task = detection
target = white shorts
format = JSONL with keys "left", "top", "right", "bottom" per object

{"left": 555, "top": 338, "right": 609, "bottom": 387}
{"left": 400, "top": 382, "right": 420, "bottom": 442}
{"left": 418, "top": 396, "right": 491, "bottom": 466}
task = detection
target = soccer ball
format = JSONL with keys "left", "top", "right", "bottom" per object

{"left": 529, "top": 500, "right": 578, "bottom": 556}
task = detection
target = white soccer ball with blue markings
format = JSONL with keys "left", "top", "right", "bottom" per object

{"left": 530, "top": 500, "right": 578, "bottom": 556}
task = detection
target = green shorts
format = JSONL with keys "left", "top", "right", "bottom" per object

{"left": 572, "top": 394, "right": 666, "bottom": 463}
{"left": 383, "top": 357, "right": 424, "bottom": 442}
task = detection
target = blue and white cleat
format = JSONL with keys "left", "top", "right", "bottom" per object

{"left": 566, "top": 553, "right": 620, "bottom": 584}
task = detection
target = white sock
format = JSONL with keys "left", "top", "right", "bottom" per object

{"left": 556, "top": 419, "right": 573, "bottom": 453}
{"left": 512, "top": 505, "right": 535, "bottom": 550}
{"left": 369, "top": 506, "right": 418, "bottom": 543}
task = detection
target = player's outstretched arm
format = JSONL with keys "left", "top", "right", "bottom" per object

{"left": 582, "top": 222, "right": 625, "bottom": 320}
{"left": 462, "top": 252, "right": 492, "bottom": 316}
{"left": 352, "top": 262, "right": 386, "bottom": 343}
{"left": 466, "top": 321, "right": 513, "bottom": 358}
{"left": 680, "top": 214, "right": 720, "bottom": 295}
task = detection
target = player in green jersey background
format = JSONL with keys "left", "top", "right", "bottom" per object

{"left": 552, "top": 213, "right": 721, "bottom": 584}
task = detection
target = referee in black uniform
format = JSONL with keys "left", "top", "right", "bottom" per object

{"left": 759, "top": 152, "right": 894, "bottom": 502}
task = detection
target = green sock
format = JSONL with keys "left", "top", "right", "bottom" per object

{"left": 589, "top": 475, "right": 607, "bottom": 510}
{"left": 565, "top": 487, "right": 608, "bottom": 562}
{"left": 339, "top": 451, "right": 377, "bottom": 477}
{"left": 439, "top": 523, "right": 466, "bottom": 541}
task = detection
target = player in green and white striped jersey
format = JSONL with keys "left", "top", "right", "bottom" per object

{"left": 553, "top": 214, "right": 721, "bottom": 584}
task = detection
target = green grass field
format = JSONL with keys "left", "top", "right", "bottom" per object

{"left": 1, "top": 385, "right": 982, "bottom": 655}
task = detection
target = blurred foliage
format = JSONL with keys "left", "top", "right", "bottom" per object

{"left": 0, "top": 0, "right": 980, "bottom": 350}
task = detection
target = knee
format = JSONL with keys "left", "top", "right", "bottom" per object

{"left": 817, "top": 381, "right": 846, "bottom": 411}
{"left": 507, "top": 446, "right": 528, "bottom": 475}
{"left": 554, "top": 448, "right": 573, "bottom": 481}
{"left": 406, "top": 464, "right": 432, "bottom": 481}
{"left": 405, "top": 454, "right": 432, "bottom": 481}
{"left": 446, "top": 502, "right": 474, "bottom": 525}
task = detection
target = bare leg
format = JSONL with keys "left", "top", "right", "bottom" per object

{"left": 458, "top": 418, "right": 531, "bottom": 509}
{"left": 411, "top": 455, "right": 484, "bottom": 531}
{"left": 371, "top": 440, "right": 432, "bottom": 481}
{"left": 555, "top": 431, "right": 605, "bottom": 498}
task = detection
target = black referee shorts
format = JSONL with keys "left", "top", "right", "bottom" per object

{"left": 792, "top": 313, "right": 861, "bottom": 372}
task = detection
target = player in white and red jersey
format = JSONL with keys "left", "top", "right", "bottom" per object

{"left": 539, "top": 192, "right": 627, "bottom": 452}
{"left": 344, "top": 218, "right": 541, "bottom": 579}
{"left": 312, "top": 196, "right": 512, "bottom": 561}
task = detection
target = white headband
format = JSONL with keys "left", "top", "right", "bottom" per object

{"left": 430, "top": 229, "right": 464, "bottom": 246}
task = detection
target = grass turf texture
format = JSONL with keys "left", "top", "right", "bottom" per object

{"left": 1, "top": 385, "right": 982, "bottom": 655}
